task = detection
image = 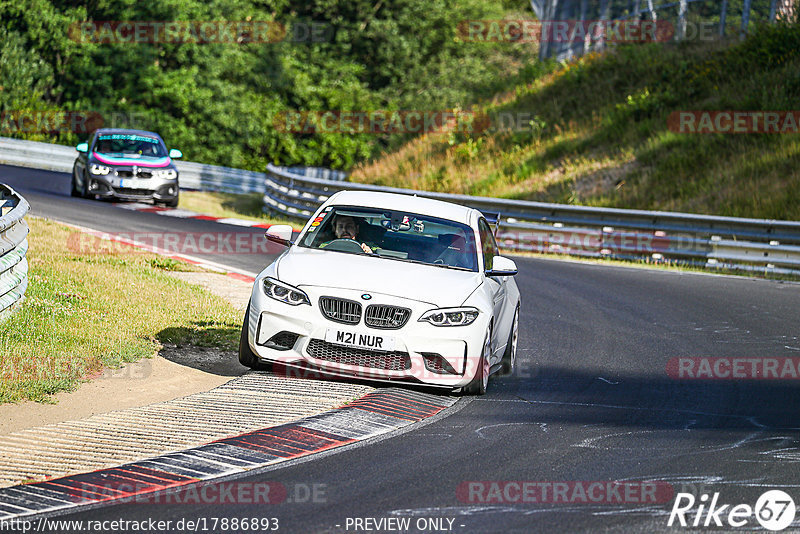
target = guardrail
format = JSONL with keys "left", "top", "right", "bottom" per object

{"left": 0, "top": 136, "right": 267, "bottom": 194}
{"left": 1, "top": 135, "right": 798, "bottom": 276}
{"left": 0, "top": 184, "right": 29, "bottom": 320}
{"left": 264, "top": 164, "right": 800, "bottom": 276}
{"left": 532, "top": 0, "right": 791, "bottom": 61}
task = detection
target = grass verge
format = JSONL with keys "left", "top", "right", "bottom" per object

{"left": 0, "top": 217, "right": 243, "bottom": 404}
{"left": 351, "top": 23, "right": 800, "bottom": 221}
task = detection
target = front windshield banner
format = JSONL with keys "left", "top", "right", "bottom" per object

{"left": 94, "top": 134, "right": 167, "bottom": 157}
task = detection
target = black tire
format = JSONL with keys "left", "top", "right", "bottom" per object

{"left": 70, "top": 168, "right": 81, "bottom": 197}
{"left": 500, "top": 305, "right": 519, "bottom": 376}
{"left": 464, "top": 330, "right": 491, "bottom": 396}
{"left": 81, "top": 171, "right": 92, "bottom": 199}
{"left": 238, "top": 303, "right": 270, "bottom": 370}
{"left": 160, "top": 188, "right": 179, "bottom": 208}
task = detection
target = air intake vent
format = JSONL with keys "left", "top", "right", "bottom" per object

{"left": 262, "top": 331, "right": 299, "bottom": 351}
{"left": 365, "top": 305, "right": 411, "bottom": 329}
{"left": 307, "top": 339, "right": 411, "bottom": 371}
{"left": 422, "top": 353, "right": 459, "bottom": 375}
{"left": 319, "top": 297, "right": 362, "bottom": 325}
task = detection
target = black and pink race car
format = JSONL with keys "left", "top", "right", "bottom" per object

{"left": 72, "top": 128, "right": 183, "bottom": 207}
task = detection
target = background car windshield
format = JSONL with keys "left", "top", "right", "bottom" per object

{"left": 94, "top": 134, "right": 166, "bottom": 157}
{"left": 301, "top": 206, "right": 478, "bottom": 271}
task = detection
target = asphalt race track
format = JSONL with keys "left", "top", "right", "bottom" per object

{"left": 4, "top": 164, "right": 800, "bottom": 533}
{"left": 0, "top": 164, "right": 278, "bottom": 276}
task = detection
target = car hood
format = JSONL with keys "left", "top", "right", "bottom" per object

{"left": 91, "top": 152, "right": 172, "bottom": 168}
{"left": 276, "top": 247, "right": 482, "bottom": 307}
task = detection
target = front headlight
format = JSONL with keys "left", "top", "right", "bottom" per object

{"left": 419, "top": 307, "right": 479, "bottom": 327}
{"left": 90, "top": 163, "right": 110, "bottom": 175}
{"left": 154, "top": 168, "right": 178, "bottom": 180}
{"left": 263, "top": 277, "right": 310, "bottom": 306}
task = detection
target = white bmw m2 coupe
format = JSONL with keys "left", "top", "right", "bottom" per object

{"left": 239, "top": 191, "right": 520, "bottom": 395}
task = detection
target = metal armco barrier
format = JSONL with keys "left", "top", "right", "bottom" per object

{"left": 531, "top": 0, "right": 789, "bottom": 62}
{"left": 0, "top": 136, "right": 267, "bottom": 194}
{"left": 1, "top": 136, "right": 797, "bottom": 276}
{"left": 0, "top": 184, "right": 29, "bottom": 320}
{"left": 264, "top": 164, "right": 800, "bottom": 276}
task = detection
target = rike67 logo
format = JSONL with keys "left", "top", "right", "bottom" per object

{"left": 668, "top": 490, "right": 796, "bottom": 531}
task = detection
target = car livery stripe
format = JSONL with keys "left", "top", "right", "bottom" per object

{"left": 92, "top": 153, "right": 172, "bottom": 167}
{"left": 0, "top": 388, "right": 457, "bottom": 519}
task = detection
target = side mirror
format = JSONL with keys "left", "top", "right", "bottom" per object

{"left": 169, "top": 149, "right": 183, "bottom": 158}
{"left": 76, "top": 142, "right": 89, "bottom": 153}
{"left": 265, "top": 225, "right": 294, "bottom": 247}
{"left": 486, "top": 255, "right": 518, "bottom": 277}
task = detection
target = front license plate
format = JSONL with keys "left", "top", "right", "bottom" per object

{"left": 325, "top": 329, "right": 395, "bottom": 352}
{"left": 116, "top": 178, "right": 142, "bottom": 188}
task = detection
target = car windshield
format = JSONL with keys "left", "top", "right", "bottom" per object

{"left": 300, "top": 206, "right": 478, "bottom": 271}
{"left": 94, "top": 134, "right": 166, "bottom": 157}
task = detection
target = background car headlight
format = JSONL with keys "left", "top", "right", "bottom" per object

{"left": 263, "top": 277, "right": 310, "bottom": 306}
{"left": 419, "top": 307, "right": 479, "bottom": 326}
{"left": 154, "top": 168, "right": 178, "bottom": 180}
{"left": 89, "top": 164, "right": 110, "bottom": 175}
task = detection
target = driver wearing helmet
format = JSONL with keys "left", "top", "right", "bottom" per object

{"left": 325, "top": 215, "right": 375, "bottom": 254}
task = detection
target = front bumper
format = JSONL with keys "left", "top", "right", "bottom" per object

{"left": 87, "top": 168, "right": 178, "bottom": 201}
{"left": 246, "top": 282, "right": 488, "bottom": 390}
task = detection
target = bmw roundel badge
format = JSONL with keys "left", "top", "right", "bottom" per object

{"left": 361, "top": 294, "right": 372, "bottom": 300}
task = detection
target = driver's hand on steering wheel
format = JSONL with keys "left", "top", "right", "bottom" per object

{"left": 360, "top": 242, "right": 373, "bottom": 254}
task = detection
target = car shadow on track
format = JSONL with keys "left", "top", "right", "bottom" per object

{"left": 262, "top": 361, "right": 459, "bottom": 398}
{"left": 156, "top": 324, "right": 246, "bottom": 377}
{"left": 155, "top": 323, "right": 460, "bottom": 396}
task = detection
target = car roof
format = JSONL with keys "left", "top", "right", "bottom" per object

{"left": 93, "top": 128, "right": 164, "bottom": 141}
{"left": 325, "top": 190, "right": 478, "bottom": 225}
